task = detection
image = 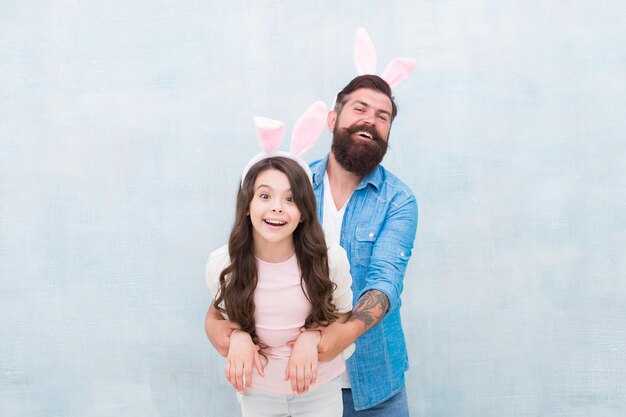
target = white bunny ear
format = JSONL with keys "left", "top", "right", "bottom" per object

{"left": 290, "top": 101, "right": 328, "bottom": 157}
{"left": 254, "top": 116, "right": 285, "bottom": 153}
{"left": 354, "top": 27, "right": 377, "bottom": 75}
{"left": 381, "top": 58, "right": 416, "bottom": 88}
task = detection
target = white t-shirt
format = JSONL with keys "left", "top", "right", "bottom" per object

{"left": 322, "top": 172, "right": 348, "bottom": 245}
{"left": 322, "top": 172, "right": 354, "bottom": 389}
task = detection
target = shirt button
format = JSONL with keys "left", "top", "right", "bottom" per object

{"left": 368, "top": 232, "right": 374, "bottom": 238}
{"left": 400, "top": 250, "right": 406, "bottom": 257}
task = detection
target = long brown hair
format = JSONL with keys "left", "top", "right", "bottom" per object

{"left": 214, "top": 157, "right": 338, "bottom": 349}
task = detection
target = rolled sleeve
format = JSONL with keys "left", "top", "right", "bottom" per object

{"left": 359, "top": 194, "right": 418, "bottom": 312}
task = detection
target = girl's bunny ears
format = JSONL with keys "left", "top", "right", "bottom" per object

{"left": 354, "top": 27, "right": 416, "bottom": 88}
{"left": 240, "top": 101, "right": 328, "bottom": 185}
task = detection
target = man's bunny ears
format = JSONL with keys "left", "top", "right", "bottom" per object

{"left": 354, "top": 27, "right": 416, "bottom": 88}
{"left": 240, "top": 101, "right": 328, "bottom": 185}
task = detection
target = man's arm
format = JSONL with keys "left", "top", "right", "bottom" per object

{"left": 349, "top": 289, "right": 389, "bottom": 327}
{"left": 317, "top": 289, "right": 389, "bottom": 361}
{"left": 205, "top": 303, "right": 239, "bottom": 357}
{"left": 318, "top": 192, "right": 417, "bottom": 361}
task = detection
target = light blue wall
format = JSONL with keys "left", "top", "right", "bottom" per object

{"left": 1, "top": 1, "right": 625, "bottom": 416}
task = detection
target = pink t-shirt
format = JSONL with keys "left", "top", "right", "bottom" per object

{"left": 252, "top": 255, "right": 345, "bottom": 393}
{"left": 206, "top": 243, "right": 353, "bottom": 394}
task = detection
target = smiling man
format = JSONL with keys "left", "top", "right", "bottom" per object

{"left": 328, "top": 86, "right": 391, "bottom": 177}
{"left": 310, "top": 74, "right": 418, "bottom": 416}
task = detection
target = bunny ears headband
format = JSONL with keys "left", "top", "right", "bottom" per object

{"left": 353, "top": 27, "right": 416, "bottom": 88}
{"left": 240, "top": 28, "right": 414, "bottom": 184}
{"left": 240, "top": 101, "right": 328, "bottom": 185}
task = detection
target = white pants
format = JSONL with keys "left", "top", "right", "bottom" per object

{"left": 239, "top": 377, "right": 342, "bottom": 417}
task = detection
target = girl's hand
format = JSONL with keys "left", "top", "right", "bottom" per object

{"left": 284, "top": 330, "right": 321, "bottom": 395}
{"left": 225, "top": 330, "right": 265, "bottom": 393}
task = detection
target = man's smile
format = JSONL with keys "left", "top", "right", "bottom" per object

{"left": 354, "top": 131, "right": 374, "bottom": 141}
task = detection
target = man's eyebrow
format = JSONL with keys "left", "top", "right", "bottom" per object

{"left": 352, "top": 100, "right": 391, "bottom": 116}
{"left": 352, "top": 100, "right": 370, "bottom": 108}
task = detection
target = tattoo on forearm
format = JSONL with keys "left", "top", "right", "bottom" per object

{"left": 348, "top": 291, "right": 389, "bottom": 330}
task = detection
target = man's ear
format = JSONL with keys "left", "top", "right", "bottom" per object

{"left": 327, "top": 110, "right": 337, "bottom": 133}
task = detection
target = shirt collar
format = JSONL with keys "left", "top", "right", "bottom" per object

{"left": 312, "top": 154, "right": 383, "bottom": 191}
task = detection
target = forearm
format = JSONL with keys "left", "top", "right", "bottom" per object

{"left": 336, "top": 312, "right": 350, "bottom": 324}
{"left": 347, "top": 289, "right": 389, "bottom": 332}
{"left": 205, "top": 303, "right": 238, "bottom": 357}
{"left": 317, "top": 290, "right": 389, "bottom": 361}
{"left": 336, "top": 289, "right": 390, "bottom": 343}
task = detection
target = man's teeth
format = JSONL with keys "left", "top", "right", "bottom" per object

{"left": 357, "top": 131, "right": 373, "bottom": 139}
{"left": 265, "top": 220, "right": 286, "bottom": 225}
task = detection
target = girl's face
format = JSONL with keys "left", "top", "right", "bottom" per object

{"left": 248, "top": 168, "right": 302, "bottom": 256}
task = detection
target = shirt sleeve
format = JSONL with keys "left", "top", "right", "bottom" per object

{"left": 328, "top": 243, "right": 353, "bottom": 314}
{"left": 360, "top": 193, "right": 418, "bottom": 313}
{"left": 205, "top": 245, "right": 230, "bottom": 302}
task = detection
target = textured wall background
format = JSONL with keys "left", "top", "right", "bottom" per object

{"left": 1, "top": 1, "right": 625, "bottom": 416}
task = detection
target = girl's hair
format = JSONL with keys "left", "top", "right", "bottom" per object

{"left": 214, "top": 157, "right": 338, "bottom": 349}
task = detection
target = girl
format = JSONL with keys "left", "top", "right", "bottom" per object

{"left": 205, "top": 156, "right": 353, "bottom": 417}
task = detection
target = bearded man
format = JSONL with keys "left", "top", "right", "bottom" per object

{"left": 309, "top": 74, "right": 418, "bottom": 416}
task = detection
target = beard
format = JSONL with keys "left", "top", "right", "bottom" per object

{"left": 331, "top": 123, "right": 388, "bottom": 177}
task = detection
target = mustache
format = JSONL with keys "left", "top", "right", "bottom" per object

{"left": 346, "top": 124, "right": 381, "bottom": 142}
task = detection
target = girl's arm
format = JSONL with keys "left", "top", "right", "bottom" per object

{"left": 284, "top": 329, "right": 321, "bottom": 395}
{"left": 205, "top": 303, "right": 240, "bottom": 357}
{"left": 226, "top": 329, "right": 266, "bottom": 393}
{"left": 285, "top": 312, "right": 350, "bottom": 394}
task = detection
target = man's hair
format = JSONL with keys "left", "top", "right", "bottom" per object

{"left": 334, "top": 74, "right": 398, "bottom": 122}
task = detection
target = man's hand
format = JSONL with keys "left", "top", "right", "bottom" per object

{"left": 226, "top": 330, "right": 265, "bottom": 393}
{"left": 205, "top": 304, "right": 239, "bottom": 357}
{"left": 285, "top": 330, "right": 321, "bottom": 395}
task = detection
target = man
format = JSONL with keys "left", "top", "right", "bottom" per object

{"left": 309, "top": 74, "right": 418, "bottom": 416}
{"left": 205, "top": 74, "right": 418, "bottom": 416}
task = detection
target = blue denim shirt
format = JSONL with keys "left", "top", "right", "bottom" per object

{"left": 310, "top": 156, "right": 418, "bottom": 410}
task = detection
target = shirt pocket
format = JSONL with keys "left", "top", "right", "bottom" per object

{"left": 354, "top": 225, "right": 378, "bottom": 267}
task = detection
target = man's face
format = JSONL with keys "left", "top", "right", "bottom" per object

{"left": 328, "top": 88, "right": 393, "bottom": 176}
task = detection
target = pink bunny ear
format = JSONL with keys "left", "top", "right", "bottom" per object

{"left": 381, "top": 58, "right": 416, "bottom": 88}
{"left": 254, "top": 116, "right": 285, "bottom": 153}
{"left": 290, "top": 101, "right": 328, "bottom": 156}
{"left": 354, "top": 27, "right": 377, "bottom": 75}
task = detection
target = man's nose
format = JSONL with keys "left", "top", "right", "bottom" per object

{"left": 362, "top": 111, "right": 375, "bottom": 125}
